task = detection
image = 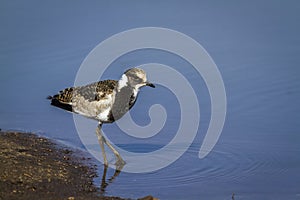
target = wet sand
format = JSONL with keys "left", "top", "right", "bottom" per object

{"left": 0, "top": 131, "right": 156, "bottom": 200}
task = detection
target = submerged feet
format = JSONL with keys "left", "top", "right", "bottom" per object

{"left": 102, "top": 153, "right": 126, "bottom": 171}
{"left": 115, "top": 156, "right": 126, "bottom": 170}
{"left": 101, "top": 154, "right": 125, "bottom": 172}
{"left": 115, "top": 159, "right": 126, "bottom": 172}
{"left": 105, "top": 151, "right": 126, "bottom": 170}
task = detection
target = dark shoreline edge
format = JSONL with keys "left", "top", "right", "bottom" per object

{"left": 0, "top": 130, "right": 157, "bottom": 200}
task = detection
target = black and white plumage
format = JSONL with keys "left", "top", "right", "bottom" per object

{"left": 48, "top": 68, "right": 155, "bottom": 168}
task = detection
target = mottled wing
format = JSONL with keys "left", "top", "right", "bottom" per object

{"left": 49, "top": 80, "right": 117, "bottom": 120}
{"left": 48, "top": 87, "right": 74, "bottom": 112}
{"left": 76, "top": 80, "right": 117, "bottom": 102}
{"left": 71, "top": 80, "right": 117, "bottom": 120}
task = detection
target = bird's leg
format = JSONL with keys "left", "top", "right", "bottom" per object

{"left": 101, "top": 134, "right": 126, "bottom": 169}
{"left": 96, "top": 123, "right": 108, "bottom": 166}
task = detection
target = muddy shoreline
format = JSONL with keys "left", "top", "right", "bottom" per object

{"left": 0, "top": 131, "right": 156, "bottom": 200}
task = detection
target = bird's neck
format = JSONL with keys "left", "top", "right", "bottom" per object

{"left": 117, "top": 74, "right": 130, "bottom": 91}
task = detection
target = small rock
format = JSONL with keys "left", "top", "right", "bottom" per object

{"left": 63, "top": 156, "right": 70, "bottom": 160}
{"left": 138, "top": 195, "right": 159, "bottom": 200}
{"left": 62, "top": 149, "right": 72, "bottom": 154}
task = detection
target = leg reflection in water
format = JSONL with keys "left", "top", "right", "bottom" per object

{"left": 100, "top": 164, "right": 124, "bottom": 195}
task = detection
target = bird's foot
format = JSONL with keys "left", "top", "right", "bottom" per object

{"left": 115, "top": 158, "right": 126, "bottom": 171}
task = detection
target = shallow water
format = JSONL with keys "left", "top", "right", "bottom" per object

{"left": 1, "top": 1, "right": 300, "bottom": 199}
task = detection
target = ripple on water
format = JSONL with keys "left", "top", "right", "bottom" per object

{"left": 121, "top": 140, "right": 291, "bottom": 189}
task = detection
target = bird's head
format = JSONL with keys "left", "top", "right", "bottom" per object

{"left": 118, "top": 68, "right": 155, "bottom": 90}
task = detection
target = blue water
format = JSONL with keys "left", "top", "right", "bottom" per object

{"left": 1, "top": 1, "right": 300, "bottom": 199}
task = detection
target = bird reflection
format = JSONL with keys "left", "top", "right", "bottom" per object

{"left": 100, "top": 164, "right": 124, "bottom": 195}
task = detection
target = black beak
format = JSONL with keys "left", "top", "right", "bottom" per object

{"left": 146, "top": 82, "right": 155, "bottom": 88}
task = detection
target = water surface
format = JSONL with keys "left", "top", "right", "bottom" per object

{"left": 1, "top": 1, "right": 300, "bottom": 199}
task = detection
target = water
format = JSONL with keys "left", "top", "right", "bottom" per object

{"left": 1, "top": 1, "right": 300, "bottom": 199}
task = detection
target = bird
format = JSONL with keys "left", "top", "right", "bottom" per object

{"left": 47, "top": 68, "right": 155, "bottom": 168}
